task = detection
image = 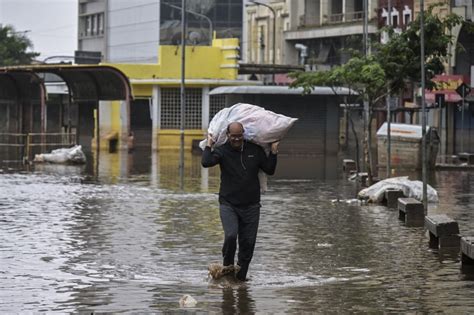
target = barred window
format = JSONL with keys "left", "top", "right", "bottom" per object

{"left": 209, "top": 94, "right": 226, "bottom": 122}
{"left": 161, "top": 88, "right": 202, "bottom": 129}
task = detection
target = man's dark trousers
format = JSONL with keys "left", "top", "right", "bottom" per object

{"left": 219, "top": 202, "right": 260, "bottom": 281}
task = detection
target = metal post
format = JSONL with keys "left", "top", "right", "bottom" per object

{"left": 420, "top": 0, "right": 428, "bottom": 212}
{"left": 179, "top": 0, "right": 187, "bottom": 190}
{"left": 363, "top": 0, "right": 368, "bottom": 55}
{"left": 386, "top": 0, "right": 392, "bottom": 178}
{"left": 461, "top": 88, "right": 465, "bottom": 153}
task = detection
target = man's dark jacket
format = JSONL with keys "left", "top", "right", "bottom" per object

{"left": 201, "top": 141, "right": 277, "bottom": 207}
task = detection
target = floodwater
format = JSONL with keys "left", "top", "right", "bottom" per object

{"left": 1, "top": 150, "right": 474, "bottom": 313}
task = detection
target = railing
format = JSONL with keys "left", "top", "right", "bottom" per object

{"left": 0, "top": 132, "right": 76, "bottom": 162}
{"left": 328, "top": 11, "right": 365, "bottom": 24}
{"left": 0, "top": 133, "right": 27, "bottom": 148}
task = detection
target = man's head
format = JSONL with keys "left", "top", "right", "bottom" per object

{"left": 227, "top": 122, "right": 244, "bottom": 150}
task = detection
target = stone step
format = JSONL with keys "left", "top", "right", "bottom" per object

{"left": 461, "top": 236, "right": 474, "bottom": 265}
{"left": 384, "top": 188, "right": 405, "bottom": 209}
{"left": 398, "top": 198, "right": 424, "bottom": 227}
{"left": 425, "top": 214, "right": 460, "bottom": 237}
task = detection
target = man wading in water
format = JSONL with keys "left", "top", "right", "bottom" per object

{"left": 202, "top": 122, "right": 279, "bottom": 281}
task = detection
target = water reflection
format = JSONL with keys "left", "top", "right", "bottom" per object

{"left": 1, "top": 150, "right": 474, "bottom": 312}
{"left": 220, "top": 286, "right": 255, "bottom": 314}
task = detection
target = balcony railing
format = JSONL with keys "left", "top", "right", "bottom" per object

{"left": 328, "top": 11, "right": 365, "bottom": 24}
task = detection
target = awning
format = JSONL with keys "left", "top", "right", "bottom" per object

{"left": 209, "top": 85, "right": 355, "bottom": 96}
{"left": 0, "top": 71, "right": 43, "bottom": 102}
{"left": 425, "top": 91, "right": 463, "bottom": 103}
{"left": 238, "top": 63, "right": 304, "bottom": 75}
{"left": 0, "top": 64, "right": 132, "bottom": 102}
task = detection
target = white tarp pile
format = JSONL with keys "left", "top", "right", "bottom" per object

{"left": 199, "top": 103, "right": 297, "bottom": 192}
{"left": 33, "top": 145, "right": 86, "bottom": 164}
{"left": 358, "top": 176, "right": 439, "bottom": 203}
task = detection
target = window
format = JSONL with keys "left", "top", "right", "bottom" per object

{"left": 404, "top": 14, "right": 410, "bottom": 25}
{"left": 392, "top": 14, "right": 398, "bottom": 28}
{"left": 90, "top": 15, "right": 95, "bottom": 36}
{"left": 403, "top": 6, "right": 412, "bottom": 26}
{"left": 86, "top": 16, "right": 91, "bottom": 36}
{"left": 209, "top": 94, "right": 226, "bottom": 122}
{"left": 81, "top": 13, "right": 104, "bottom": 37}
{"left": 161, "top": 88, "right": 202, "bottom": 129}
{"left": 97, "top": 13, "right": 104, "bottom": 35}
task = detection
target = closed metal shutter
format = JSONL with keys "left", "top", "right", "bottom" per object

{"left": 252, "top": 95, "right": 337, "bottom": 156}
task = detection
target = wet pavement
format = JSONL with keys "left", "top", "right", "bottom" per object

{"left": 1, "top": 151, "right": 474, "bottom": 313}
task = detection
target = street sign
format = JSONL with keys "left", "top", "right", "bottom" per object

{"left": 456, "top": 83, "right": 471, "bottom": 98}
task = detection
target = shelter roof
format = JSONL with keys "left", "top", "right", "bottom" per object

{"left": 209, "top": 85, "right": 355, "bottom": 96}
{"left": 0, "top": 64, "right": 132, "bottom": 102}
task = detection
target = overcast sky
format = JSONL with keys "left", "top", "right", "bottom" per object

{"left": 0, "top": 0, "right": 77, "bottom": 62}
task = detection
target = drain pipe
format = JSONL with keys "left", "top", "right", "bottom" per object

{"left": 294, "top": 43, "right": 308, "bottom": 65}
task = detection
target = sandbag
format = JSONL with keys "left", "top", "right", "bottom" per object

{"left": 358, "top": 176, "right": 438, "bottom": 203}
{"left": 33, "top": 145, "right": 86, "bottom": 164}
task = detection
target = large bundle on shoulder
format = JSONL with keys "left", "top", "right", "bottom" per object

{"left": 200, "top": 103, "right": 297, "bottom": 192}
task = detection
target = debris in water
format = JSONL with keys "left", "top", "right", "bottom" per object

{"left": 179, "top": 294, "right": 197, "bottom": 308}
{"left": 33, "top": 145, "right": 86, "bottom": 164}
{"left": 208, "top": 262, "right": 240, "bottom": 280}
{"left": 358, "top": 176, "right": 438, "bottom": 203}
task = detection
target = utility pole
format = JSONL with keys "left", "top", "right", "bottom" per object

{"left": 179, "top": 0, "right": 187, "bottom": 190}
{"left": 386, "top": 0, "right": 392, "bottom": 178}
{"left": 363, "top": 0, "right": 368, "bottom": 55}
{"left": 420, "top": 0, "right": 428, "bottom": 212}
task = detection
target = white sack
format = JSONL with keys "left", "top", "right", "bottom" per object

{"left": 200, "top": 103, "right": 297, "bottom": 192}
{"left": 33, "top": 145, "right": 86, "bottom": 164}
{"left": 358, "top": 176, "right": 438, "bottom": 203}
{"left": 199, "top": 103, "right": 297, "bottom": 151}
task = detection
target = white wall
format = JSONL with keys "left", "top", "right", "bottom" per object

{"left": 107, "top": 0, "right": 160, "bottom": 63}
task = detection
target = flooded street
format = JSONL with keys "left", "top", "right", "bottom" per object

{"left": 1, "top": 151, "right": 474, "bottom": 313}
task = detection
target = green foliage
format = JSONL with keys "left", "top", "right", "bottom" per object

{"left": 375, "top": 4, "right": 464, "bottom": 91}
{"left": 290, "top": 55, "right": 386, "bottom": 105}
{"left": 0, "top": 24, "right": 40, "bottom": 66}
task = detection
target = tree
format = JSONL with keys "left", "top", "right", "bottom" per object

{"left": 0, "top": 24, "right": 39, "bottom": 66}
{"left": 290, "top": 5, "right": 463, "bottom": 185}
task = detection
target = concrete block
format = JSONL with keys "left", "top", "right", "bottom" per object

{"left": 398, "top": 198, "right": 424, "bottom": 226}
{"left": 385, "top": 189, "right": 405, "bottom": 209}
{"left": 425, "top": 215, "right": 460, "bottom": 249}
{"left": 438, "top": 234, "right": 461, "bottom": 248}
{"left": 461, "top": 236, "right": 474, "bottom": 265}
{"left": 343, "top": 159, "right": 356, "bottom": 172}
{"left": 425, "top": 215, "right": 460, "bottom": 237}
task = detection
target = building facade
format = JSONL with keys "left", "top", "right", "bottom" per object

{"left": 245, "top": 0, "right": 379, "bottom": 71}
{"left": 78, "top": 0, "right": 244, "bottom": 63}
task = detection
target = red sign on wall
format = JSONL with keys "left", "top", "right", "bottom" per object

{"left": 425, "top": 74, "right": 470, "bottom": 104}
